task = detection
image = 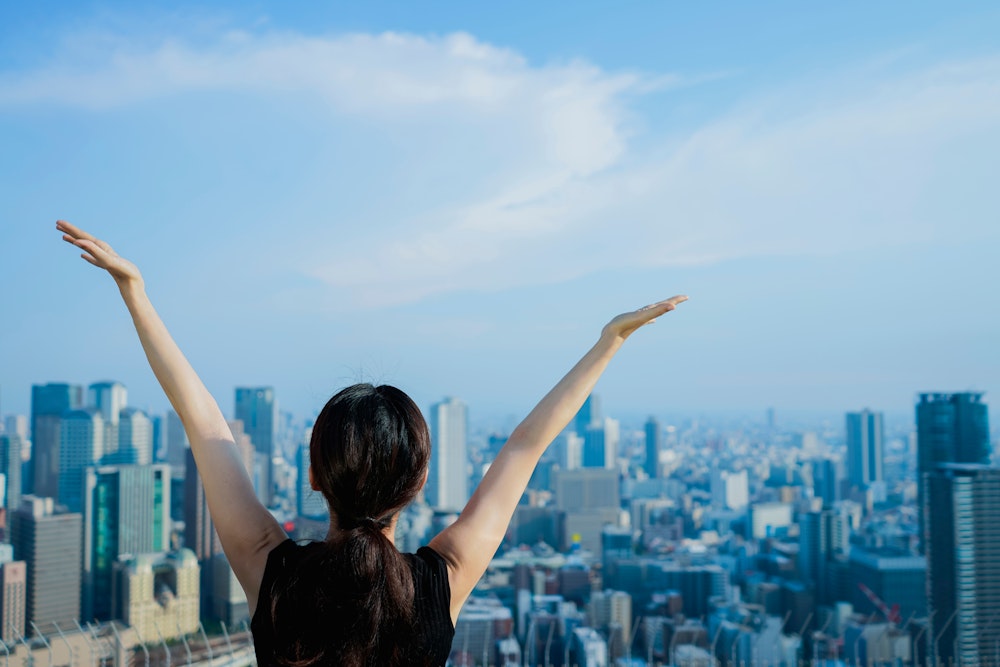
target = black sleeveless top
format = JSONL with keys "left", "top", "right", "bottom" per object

{"left": 251, "top": 539, "right": 455, "bottom": 666}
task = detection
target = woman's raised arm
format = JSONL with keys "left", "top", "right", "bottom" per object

{"left": 429, "top": 295, "right": 687, "bottom": 622}
{"left": 57, "top": 221, "right": 286, "bottom": 613}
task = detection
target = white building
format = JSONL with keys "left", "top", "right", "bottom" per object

{"left": 711, "top": 469, "right": 749, "bottom": 510}
{"left": 428, "top": 397, "right": 468, "bottom": 510}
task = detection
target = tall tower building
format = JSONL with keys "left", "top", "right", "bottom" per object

{"left": 30, "top": 383, "right": 83, "bottom": 497}
{"left": 644, "top": 417, "right": 662, "bottom": 479}
{"left": 296, "top": 441, "right": 327, "bottom": 520}
{"left": 917, "top": 392, "right": 991, "bottom": 552}
{"left": 574, "top": 394, "right": 601, "bottom": 436}
{"left": 710, "top": 469, "right": 749, "bottom": 510}
{"left": 58, "top": 409, "right": 104, "bottom": 512}
{"left": 798, "top": 509, "right": 849, "bottom": 605}
{"left": 165, "top": 410, "right": 189, "bottom": 471}
{"left": 89, "top": 381, "right": 127, "bottom": 458}
{"left": 117, "top": 407, "right": 153, "bottom": 464}
{"left": 82, "top": 464, "right": 171, "bottom": 621}
{"left": 846, "top": 409, "right": 884, "bottom": 490}
{"left": 427, "top": 397, "right": 468, "bottom": 511}
{"left": 583, "top": 418, "right": 619, "bottom": 469}
{"left": 10, "top": 496, "right": 82, "bottom": 635}
{"left": 235, "top": 387, "right": 277, "bottom": 505}
{"left": 925, "top": 464, "right": 1000, "bottom": 666}
{"left": 184, "top": 446, "right": 222, "bottom": 562}
{"left": 0, "top": 549, "right": 26, "bottom": 645}
{"left": 0, "top": 433, "right": 23, "bottom": 511}
{"left": 810, "top": 457, "right": 844, "bottom": 508}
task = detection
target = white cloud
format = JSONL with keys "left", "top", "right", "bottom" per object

{"left": 6, "top": 29, "right": 999, "bottom": 307}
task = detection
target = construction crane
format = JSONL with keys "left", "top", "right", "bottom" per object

{"left": 857, "top": 583, "right": 901, "bottom": 625}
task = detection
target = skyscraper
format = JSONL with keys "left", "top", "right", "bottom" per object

{"left": 583, "top": 418, "right": 619, "bottom": 469}
{"left": 10, "top": 496, "right": 82, "bottom": 635}
{"left": 798, "top": 509, "right": 849, "bottom": 605}
{"left": 29, "top": 383, "right": 83, "bottom": 497}
{"left": 846, "top": 409, "right": 883, "bottom": 490}
{"left": 644, "top": 417, "right": 661, "bottom": 479}
{"left": 0, "top": 433, "right": 23, "bottom": 511}
{"left": 0, "top": 544, "right": 26, "bottom": 645}
{"left": 82, "top": 463, "right": 171, "bottom": 620}
{"left": 58, "top": 409, "right": 104, "bottom": 512}
{"left": 89, "top": 381, "right": 127, "bottom": 458}
{"left": 235, "top": 387, "right": 277, "bottom": 505}
{"left": 117, "top": 407, "right": 153, "bottom": 464}
{"left": 917, "top": 392, "right": 991, "bottom": 552}
{"left": 574, "top": 394, "right": 601, "bottom": 436}
{"left": 925, "top": 464, "right": 1000, "bottom": 665}
{"left": 427, "top": 397, "right": 468, "bottom": 511}
{"left": 296, "top": 440, "right": 327, "bottom": 520}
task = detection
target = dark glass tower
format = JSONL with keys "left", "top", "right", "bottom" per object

{"left": 29, "top": 383, "right": 83, "bottom": 497}
{"left": 925, "top": 464, "right": 1000, "bottom": 665}
{"left": 235, "top": 387, "right": 277, "bottom": 505}
{"left": 846, "top": 409, "right": 884, "bottom": 490}
{"left": 644, "top": 416, "right": 662, "bottom": 479}
{"left": 916, "top": 392, "right": 990, "bottom": 553}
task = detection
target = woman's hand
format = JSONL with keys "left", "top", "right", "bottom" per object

{"left": 601, "top": 295, "right": 688, "bottom": 341}
{"left": 57, "top": 220, "right": 143, "bottom": 289}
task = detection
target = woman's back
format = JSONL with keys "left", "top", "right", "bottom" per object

{"left": 251, "top": 539, "right": 454, "bottom": 667}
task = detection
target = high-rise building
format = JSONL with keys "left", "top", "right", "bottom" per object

{"left": 4, "top": 416, "right": 28, "bottom": 439}
{"left": 583, "top": 418, "right": 619, "bottom": 469}
{"left": 710, "top": 469, "right": 749, "bottom": 510}
{"left": 427, "top": 397, "right": 468, "bottom": 511}
{"left": 574, "top": 394, "right": 601, "bottom": 436}
{"left": 644, "top": 417, "right": 661, "bottom": 479}
{"left": 925, "top": 464, "right": 1000, "bottom": 666}
{"left": 553, "top": 468, "right": 619, "bottom": 511}
{"left": 296, "top": 441, "right": 327, "bottom": 520}
{"left": 0, "top": 433, "right": 23, "bottom": 511}
{"left": 798, "top": 509, "right": 849, "bottom": 605}
{"left": 165, "top": 410, "right": 189, "bottom": 471}
{"left": 0, "top": 544, "right": 26, "bottom": 645}
{"left": 89, "top": 381, "right": 126, "bottom": 459}
{"left": 810, "top": 457, "right": 844, "bottom": 508}
{"left": 184, "top": 446, "right": 222, "bottom": 562}
{"left": 917, "top": 392, "right": 991, "bottom": 552}
{"left": 849, "top": 549, "right": 926, "bottom": 621}
{"left": 846, "top": 409, "right": 884, "bottom": 490}
{"left": 82, "top": 464, "right": 171, "bottom": 621}
{"left": 117, "top": 407, "right": 153, "bottom": 465}
{"left": 30, "top": 383, "right": 83, "bottom": 497}
{"left": 10, "top": 496, "right": 82, "bottom": 635}
{"left": 235, "top": 387, "right": 277, "bottom": 505}
{"left": 58, "top": 409, "right": 104, "bottom": 512}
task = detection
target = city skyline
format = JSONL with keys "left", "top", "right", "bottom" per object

{"left": 2, "top": 2, "right": 999, "bottom": 418}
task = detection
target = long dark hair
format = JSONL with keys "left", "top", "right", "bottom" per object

{"left": 270, "top": 384, "right": 432, "bottom": 667}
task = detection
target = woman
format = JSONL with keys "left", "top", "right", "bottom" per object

{"left": 57, "top": 220, "right": 686, "bottom": 666}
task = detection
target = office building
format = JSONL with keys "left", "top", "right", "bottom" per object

{"left": 296, "top": 442, "right": 327, "bottom": 520}
{"left": 0, "top": 545, "right": 26, "bottom": 644}
{"left": 583, "top": 418, "right": 619, "bottom": 469}
{"left": 925, "top": 464, "right": 1000, "bottom": 666}
{"left": 117, "top": 407, "right": 153, "bottom": 464}
{"left": 711, "top": 469, "right": 749, "bottom": 510}
{"left": 798, "top": 509, "right": 849, "bottom": 604}
{"left": 0, "top": 433, "right": 23, "bottom": 511}
{"left": 10, "top": 496, "right": 82, "bottom": 635}
{"left": 30, "top": 383, "right": 83, "bottom": 497}
{"left": 847, "top": 409, "right": 884, "bottom": 490}
{"left": 83, "top": 464, "right": 171, "bottom": 621}
{"left": 849, "top": 549, "right": 926, "bottom": 621}
{"left": 112, "top": 549, "right": 200, "bottom": 641}
{"left": 810, "top": 457, "right": 844, "bottom": 508}
{"left": 235, "top": 387, "right": 277, "bottom": 505}
{"left": 574, "top": 394, "right": 601, "bottom": 436}
{"left": 89, "top": 381, "right": 127, "bottom": 457}
{"left": 58, "top": 409, "right": 104, "bottom": 512}
{"left": 165, "top": 410, "right": 189, "bottom": 471}
{"left": 917, "top": 392, "right": 991, "bottom": 552}
{"left": 644, "top": 416, "right": 662, "bottom": 479}
{"left": 553, "top": 468, "right": 619, "bottom": 511}
{"left": 427, "top": 397, "right": 468, "bottom": 510}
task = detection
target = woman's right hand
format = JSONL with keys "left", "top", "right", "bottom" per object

{"left": 57, "top": 220, "right": 144, "bottom": 288}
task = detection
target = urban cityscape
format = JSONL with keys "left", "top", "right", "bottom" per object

{"left": 0, "top": 380, "right": 995, "bottom": 666}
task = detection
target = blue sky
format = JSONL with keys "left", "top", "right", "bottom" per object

{"left": 2, "top": 2, "right": 998, "bottom": 425}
